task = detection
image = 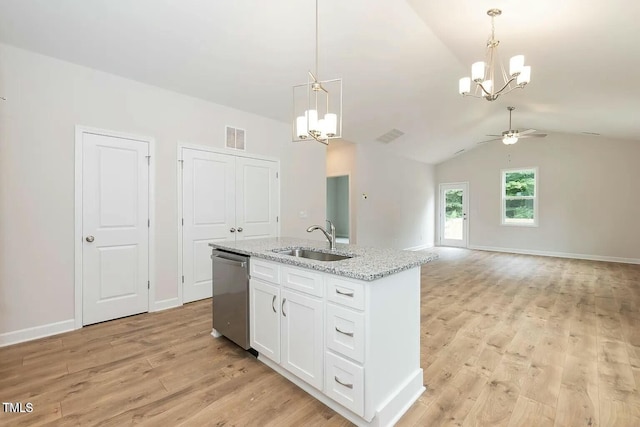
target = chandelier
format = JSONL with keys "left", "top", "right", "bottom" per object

{"left": 292, "top": 0, "right": 342, "bottom": 145}
{"left": 458, "top": 9, "right": 531, "bottom": 101}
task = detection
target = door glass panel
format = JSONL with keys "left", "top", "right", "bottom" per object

{"left": 443, "top": 189, "right": 463, "bottom": 240}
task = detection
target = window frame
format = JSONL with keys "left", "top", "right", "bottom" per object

{"left": 501, "top": 167, "right": 538, "bottom": 227}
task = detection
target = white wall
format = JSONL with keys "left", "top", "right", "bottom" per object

{"left": 327, "top": 141, "right": 435, "bottom": 250}
{"left": 0, "top": 43, "right": 326, "bottom": 338}
{"left": 355, "top": 144, "right": 435, "bottom": 250}
{"left": 435, "top": 132, "right": 640, "bottom": 262}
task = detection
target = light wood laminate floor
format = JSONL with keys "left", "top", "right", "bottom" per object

{"left": 1, "top": 248, "right": 639, "bottom": 426}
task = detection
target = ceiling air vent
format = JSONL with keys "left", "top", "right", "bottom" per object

{"left": 226, "top": 126, "right": 246, "bottom": 150}
{"left": 375, "top": 128, "right": 405, "bottom": 143}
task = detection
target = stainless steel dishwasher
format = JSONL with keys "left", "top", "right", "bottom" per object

{"left": 211, "top": 249, "right": 250, "bottom": 350}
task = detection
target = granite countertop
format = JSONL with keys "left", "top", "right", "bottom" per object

{"left": 209, "top": 237, "right": 438, "bottom": 281}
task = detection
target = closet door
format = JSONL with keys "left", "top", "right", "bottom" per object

{"left": 182, "top": 148, "right": 235, "bottom": 303}
{"left": 235, "top": 157, "right": 279, "bottom": 240}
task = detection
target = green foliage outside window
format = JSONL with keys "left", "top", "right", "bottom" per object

{"left": 445, "top": 190, "right": 463, "bottom": 219}
{"left": 504, "top": 170, "right": 535, "bottom": 220}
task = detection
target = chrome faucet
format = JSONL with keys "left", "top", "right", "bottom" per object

{"left": 307, "top": 220, "right": 336, "bottom": 250}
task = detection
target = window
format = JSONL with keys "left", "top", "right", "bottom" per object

{"left": 501, "top": 167, "right": 537, "bottom": 226}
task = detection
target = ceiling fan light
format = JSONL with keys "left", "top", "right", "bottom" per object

{"left": 471, "top": 62, "right": 485, "bottom": 82}
{"left": 509, "top": 55, "right": 524, "bottom": 76}
{"left": 459, "top": 77, "right": 471, "bottom": 95}
{"left": 517, "top": 66, "right": 531, "bottom": 85}
{"left": 502, "top": 134, "right": 518, "bottom": 145}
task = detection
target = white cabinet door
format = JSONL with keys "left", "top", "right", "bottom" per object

{"left": 235, "top": 156, "right": 279, "bottom": 240}
{"left": 281, "top": 289, "right": 324, "bottom": 390}
{"left": 182, "top": 148, "right": 235, "bottom": 303}
{"left": 250, "top": 279, "right": 281, "bottom": 363}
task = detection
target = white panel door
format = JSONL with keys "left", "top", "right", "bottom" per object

{"left": 182, "top": 149, "right": 235, "bottom": 303}
{"left": 281, "top": 289, "right": 324, "bottom": 390}
{"left": 82, "top": 133, "right": 149, "bottom": 325}
{"left": 439, "top": 182, "right": 469, "bottom": 248}
{"left": 235, "top": 157, "right": 279, "bottom": 240}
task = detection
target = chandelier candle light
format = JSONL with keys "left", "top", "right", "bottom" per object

{"left": 292, "top": 0, "right": 342, "bottom": 145}
{"left": 459, "top": 9, "right": 531, "bottom": 101}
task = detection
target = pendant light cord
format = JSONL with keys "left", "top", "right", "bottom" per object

{"left": 315, "top": 0, "right": 319, "bottom": 78}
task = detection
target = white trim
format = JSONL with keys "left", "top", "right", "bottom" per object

{"left": 468, "top": 245, "right": 640, "bottom": 265}
{"left": 178, "top": 142, "right": 279, "bottom": 162}
{"left": 176, "top": 144, "right": 185, "bottom": 306}
{"left": 74, "top": 126, "right": 156, "bottom": 329}
{"left": 176, "top": 142, "right": 281, "bottom": 305}
{"left": 404, "top": 243, "right": 434, "bottom": 251}
{"left": 0, "top": 319, "right": 75, "bottom": 347}
{"left": 152, "top": 298, "right": 181, "bottom": 312}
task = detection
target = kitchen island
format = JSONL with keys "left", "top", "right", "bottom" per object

{"left": 209, "top": 237, "right": 437, "bottom": 427}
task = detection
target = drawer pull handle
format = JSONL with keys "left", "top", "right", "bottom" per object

{"left": 272, "top": 295, "right": 277, "bottom": 313}
{"left": 282, "top": 298, "right": 287, "bottom": 317}
{"left": 336, "top": 288, "right": 354, "bottom": 297}
{"left": 335, "top": 327, "right": 354, "bottom": 337}
{"left": 334, "top": 376, "right": 354, "bottom": 389}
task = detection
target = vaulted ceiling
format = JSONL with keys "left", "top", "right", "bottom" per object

{"left": 1, "top": 0, "right": 638, "bottom": 164}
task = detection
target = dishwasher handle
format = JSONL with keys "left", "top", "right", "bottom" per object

{"left": 211, "top": 254, "right": 247, "bottom": 268}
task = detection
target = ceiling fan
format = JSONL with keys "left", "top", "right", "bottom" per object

{"left": 479, "top": 106, "right": 547, "bottom": 145}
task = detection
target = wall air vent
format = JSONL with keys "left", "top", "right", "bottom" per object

{"left": 226, "top": 126, "right": 246, "bottom": 150}
{"left": 375, "top": 128, "right": 405, "bottom": 143}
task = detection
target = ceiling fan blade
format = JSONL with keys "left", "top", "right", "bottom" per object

{"left": 520, "top": 129, "right": 537, "bottom": 135}
{"left": 519, "top": 133, "right": 548, "bottom": 138}
{"left": 477, "top": 138, "right": 500, "bottom": 145}
{"left": 486, "top": 134, "right": 502, "bottom": 137}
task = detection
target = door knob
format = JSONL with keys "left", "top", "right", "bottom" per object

{"left": 237, "top": 227, "right": 243, "bottom": 232}
{"left": 85, "top": 235, "right": 95, "bottom": 242}
{"left": 230, "top": 228, "right": 236, "bottom": 233}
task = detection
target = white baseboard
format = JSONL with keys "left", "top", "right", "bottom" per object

{"left": 468, "top": 245, "right": 640, "bottom": 265}
{"left": 0, "top": 319, "right": 75, "bottom": 348}
{"left": 152, "top": 297, "right": 181, "bottom": 312}
{"left": 404, "top": 243, "right": 434, "bottom": 251}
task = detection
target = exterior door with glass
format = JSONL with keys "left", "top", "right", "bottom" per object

{"left": 439, "top": 183, "right": 468, "bottom": 247}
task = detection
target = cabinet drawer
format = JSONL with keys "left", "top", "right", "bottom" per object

{"left": 326, "top": 276, "right": 365, "bottom": 310}
{"left": 251, "top": 259, "right": 280, "bottom": 284}
{"left": 326, "top": 303, "right": 365, "bottom": 363}
{"left": 282, "top": 266, "right": 324, "bottom": 297}
{"left": 325, "top": 351, "right": 364, "bottom": 416}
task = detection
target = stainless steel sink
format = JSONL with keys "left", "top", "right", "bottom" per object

{"left": 276, "top": 248, "right": 352, "bottom": 262}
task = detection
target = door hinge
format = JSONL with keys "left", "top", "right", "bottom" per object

{"left": 182, "top": 275, "right": 184, "bottom": 284}
{"left": 148, "top": 281, "right": 150, "bottom": 289}
{"left": 178, "top": 159, "right": 184, "bottom": 169}
{"left": 181, "top": 218, "right": 184, "bottom": 226}
{"left": 146, "top": 155, "right": 151, "bottom": 165}
{"left": 148, "top": 219, "right": 150, "bottom": 227}
{"left": 276, "top": 216, "right": 279, "bottom": 223}
{"left": 276, "top": 172, "right": 279, "bottom": 178}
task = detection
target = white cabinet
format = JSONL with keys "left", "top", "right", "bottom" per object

{"left": 281, "top": 289, "right": 324, "bottom": 389}
{"left": 249, "top": 261, "right": 324, "bottom": 390}
{"left": 181, "top": 148, "right": 279, "bottom": 303}
{"left": 249, "top": 278, "right": 280, "bottom": 362}
{"left": 249, "top": 258, "right": 424, "bottom": 427}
